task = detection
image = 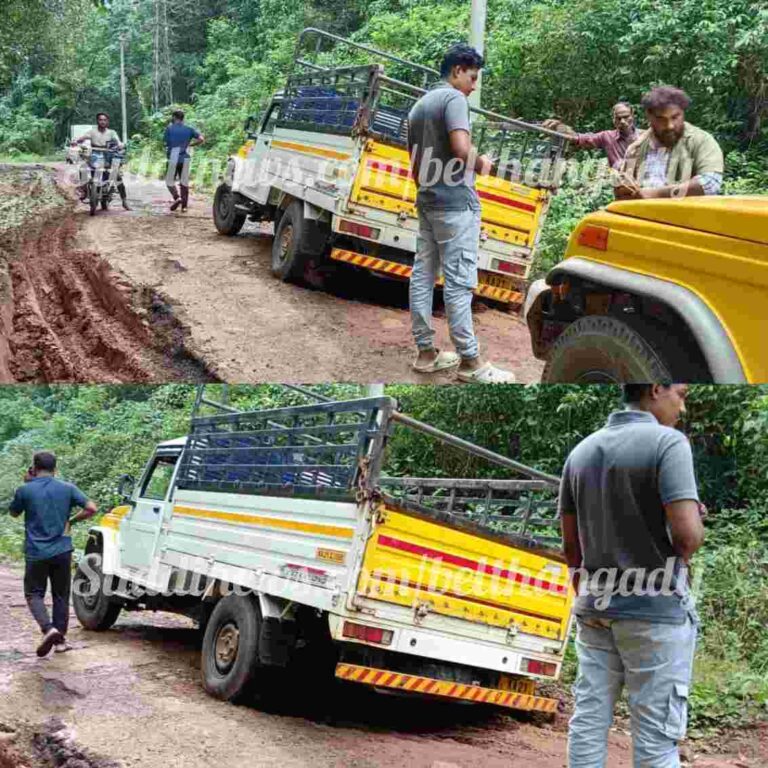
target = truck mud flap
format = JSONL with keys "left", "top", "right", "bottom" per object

{"left": 330, "top": 248, "right": 523, "bottom": 305}
{"left": 335, "top": 663, "right": 559, "bottom": 714}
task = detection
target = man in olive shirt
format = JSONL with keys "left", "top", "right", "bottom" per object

{"left": 560, "top": 384, "right": 706, "bottom": 767}
{"left": 616, "top": 86, "right": 724, "bottom": 200}
{"left": 9, "top": 452, "right": 97, "bottom": 656}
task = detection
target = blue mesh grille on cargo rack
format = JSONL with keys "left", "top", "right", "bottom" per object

{"left": 176, "top": 397, "right": 393, "bottom": 499}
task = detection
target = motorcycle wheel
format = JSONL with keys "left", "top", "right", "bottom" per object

{"left": 89, "top": 183, "right": 98, "bottom": 216}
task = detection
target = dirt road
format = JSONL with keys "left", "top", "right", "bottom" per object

{"left": 2, "top": 162, "right": 544, "bottom": 383}
{"left": 1, "top": 565, "right": 763, "bottom": 768}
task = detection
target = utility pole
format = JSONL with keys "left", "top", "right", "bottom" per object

{"left": 152, "top": 0, "right": 160, "bottom": 111}
{"left": 468, "top": 0, "right": 487, "bottom": 109}
{"left": 119, "top": 34, "right": 128, "bottom": 144}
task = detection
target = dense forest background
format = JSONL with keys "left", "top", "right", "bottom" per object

{"left": 1, "top": 1, "right": 766, "bottom": 273}
{"left": 0, "top": 383, "right": 766, "bottom": 734}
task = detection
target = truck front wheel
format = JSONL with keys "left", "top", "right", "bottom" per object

{"left": 271, "top": 200, "right": 329, "bottom": 283}
{"left": 72, "top": 553, "right": 122, "bottom": 631}
{"left": 201, "top": 595, "right": 262, "bottom": 702}
{"left": 542, "top": 314, "right": 673, "bottom": 383}
{"left": 213, "top": 184, "right": 246, "bottom": 236}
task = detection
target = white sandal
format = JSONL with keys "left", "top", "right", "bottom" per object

{"left": 456, "top": 361, "right": 516, "bottom": 383}
{"left": 412, "top": 350, "right": 461, "bottom": 373}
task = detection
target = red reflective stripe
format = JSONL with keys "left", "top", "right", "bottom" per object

{"left": 371, "top": 670, "right": 386, "bottom": 685}
{"left": 423, "top": 680, "right": 438, "bottom": 694}
{"left": 477, "top": 190, "right": 537, "bottom": 213}
{"left": 367, "top": 160, "right": 411, "bottom": 178}
{"left": 376, "top": 535, "right": 567, "bottom": 595}
{"left": 446, "top": 684, "right": 458, "bottom": 697}
{"left": 382, "top": 673, "right": 397, "bottom": 686}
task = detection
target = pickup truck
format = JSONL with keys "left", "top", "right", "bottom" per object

{"left": 73, "top": 391, "right": 573, "bottom": 712}
{"left": 213, "top": 28, "right": 567, "bottom": 309}
{"left": 525, "top": 196, "right": 768, "bottom": 383}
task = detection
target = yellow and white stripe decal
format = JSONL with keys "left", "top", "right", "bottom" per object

{"left": 271, "top": 140, "right": 351, "bottom": 161}
{"left": 100, "top": 505, "right": 131, "bottom": 530}
{"left": 330, "top": 248, "right": 523, "bottom": 305}
{"left": 335, "top": 663, "right": 559, "bottom": 713}
{"left": 172, "top": 505, "right": 354, "bottom": 539}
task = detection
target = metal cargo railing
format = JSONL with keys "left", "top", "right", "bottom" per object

{"left": 176, "top": 395, "right": 395, "bottom": 500}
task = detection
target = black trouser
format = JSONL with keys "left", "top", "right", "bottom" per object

{"left": 23, "top": 551, "right": 72, "bottom": 636}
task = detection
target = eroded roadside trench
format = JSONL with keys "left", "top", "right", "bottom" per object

{"left": 0, "top": 165, "right": 217, "bottom": 384}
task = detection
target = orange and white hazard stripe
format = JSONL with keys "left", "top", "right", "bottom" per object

{"left": 335, "top": 663, "right": 559, "bottom": 714}
{"left": 330, "top": 248, "right": 523, "bottom": 306}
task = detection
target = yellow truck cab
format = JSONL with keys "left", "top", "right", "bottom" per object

{"left": 524, "top": 196, "right": 768, "bottom": 382}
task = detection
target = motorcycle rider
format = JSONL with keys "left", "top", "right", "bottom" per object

{"left": 75, "top": 112, "right": 130, "bottom": 210}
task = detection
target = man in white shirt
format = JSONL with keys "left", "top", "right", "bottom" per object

{"left": 75, "top": 112, "right": 130, "bottom": 210}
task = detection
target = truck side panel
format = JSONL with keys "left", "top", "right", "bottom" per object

{"left": 156, "top": 489, "right": 362, "bottom": 594}
{"left": 349, "top": 140, "right": 548, "bottom": 258}
{"left": 355, "top": 504, "right": 572, "bottom": 643}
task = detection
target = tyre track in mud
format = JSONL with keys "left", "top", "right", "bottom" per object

{"left": 0, "top": 165, "right": 217, "bottom": 384}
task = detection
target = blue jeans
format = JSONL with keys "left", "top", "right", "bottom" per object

{"left": 569, "top": 613, "right": 698, "bottom": 768}
{"left": 409, "top": 205, "right": 481, "bottom": 359}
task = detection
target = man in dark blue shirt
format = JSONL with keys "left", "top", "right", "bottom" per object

{"left": 163, "top": 109, "right": 205, "bottom": 212}
{"left": 9, "top": 452, "right": 97, "bottom": 657}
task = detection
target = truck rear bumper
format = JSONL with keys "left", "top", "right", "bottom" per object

{"left": 335, "top": 663, "right": 560, "bottom": 713}
{"left": 330, "top": 248, "right": 524, "bottom": 305}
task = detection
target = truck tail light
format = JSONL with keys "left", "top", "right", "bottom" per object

{"left": 342, "top": 621, "right": 393, "bottom": 646}
{"left": 577, "top": 225, "right": 609, "bottom": 251}
{"left": 521, "top": 658, "right": 557, "bottom": 677}
{"left": 491, "top": 258, "right": 526, "bottom": 275}
{"left": 339, "top": 220, "right": 381, "bottom": 240}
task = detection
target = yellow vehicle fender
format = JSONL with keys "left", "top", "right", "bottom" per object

{"left": 546, "top": 257, "right": 747, "bottom": 383}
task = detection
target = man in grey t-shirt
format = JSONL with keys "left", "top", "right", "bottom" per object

{"left": 407, "top": 44, "right": 514, "bottom": 384}
{"left": 559, "top": 384, "right": 706, "bottom": 768}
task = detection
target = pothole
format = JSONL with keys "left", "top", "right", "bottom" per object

{"left": 0, "top": 165, "right": 219, "bottom": 384}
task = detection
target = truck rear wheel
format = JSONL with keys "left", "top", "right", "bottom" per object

{"left": 213, "top": 184, "right": 246, "bottom": 236}
{"left": 271, "top": 200, "right": 327, "bottom": 282}
{"left": 201, "top": 595, "right": 262, "bottom": 702}
{"left": 72, "top": 553, "right": 122, "bottom": 631}
{"left": 542, "top": 314, "right": 673, "bottom": 383}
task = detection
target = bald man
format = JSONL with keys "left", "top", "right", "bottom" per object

{"left": 543, "top": 103, "right": 638, "bottom": 169}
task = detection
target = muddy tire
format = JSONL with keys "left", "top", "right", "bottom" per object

{"left": 88, "top": 183, "right": 98, "bottom": 216}
{"left": 72, "top": 553, "right": 122, "bottom": 631}
{"left": 213, "top": 184, "right": 246, "bottom": 236}
{"left": 542, "top": 314, "right": 673, "bottom": 383}
{"left": 201, "top": 595, "right": 262, "bottom": 702}
{"left": 271, "top": 200, "right": 328, "bottom": 283}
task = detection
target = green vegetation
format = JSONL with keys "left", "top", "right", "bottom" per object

{"left": 0, "top": 384, "right": 766, "bottom": 735}
{"left": 1, "top": 0, "right": 766, "bottom": 274}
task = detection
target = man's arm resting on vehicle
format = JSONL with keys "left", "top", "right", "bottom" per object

{"left": 664, "top": 499, "right": 705, "bottom": 562}
{"left": 70, "top": 500, "right": 98, "bottom": 524}
{"left": 448, "top": 129, "right": 493, "bottom": 175}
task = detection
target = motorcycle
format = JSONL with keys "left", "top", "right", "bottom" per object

{"left": 82, "top": 140, "right": 126, "bottom": 215}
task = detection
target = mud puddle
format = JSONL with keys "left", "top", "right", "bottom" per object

{"left": 0, "top": 165, "right": 217, "bottom": 383}
{"left": 0, "top": 719, "right": 118, "bottom": 768}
